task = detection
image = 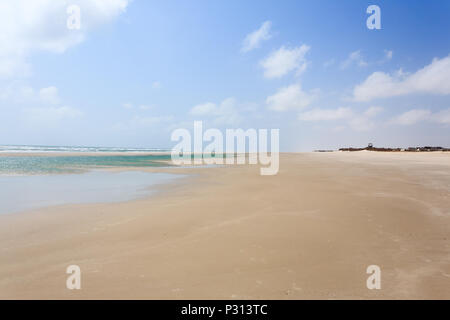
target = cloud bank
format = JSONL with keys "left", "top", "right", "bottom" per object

{"left": 0, "top": 0, "right": 129, "bottom": 78}
{"left": 353, "top": 55, "right": 450, "bottom": 102}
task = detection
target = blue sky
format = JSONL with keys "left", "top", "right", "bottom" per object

{"left": 0, "top": 0, "right": 449, "bottom": 151}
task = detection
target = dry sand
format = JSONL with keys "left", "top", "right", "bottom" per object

{"left": 0, "top": 152, "right": 449, "bottom": 299}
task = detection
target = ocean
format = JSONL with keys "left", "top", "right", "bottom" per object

{"left": 0, "top": 145, "right": 172, "bottom": 175}
{"left": 0, "top": 145, "right": 179, "bottom": 214}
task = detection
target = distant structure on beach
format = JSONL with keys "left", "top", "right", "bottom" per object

{"left": 338, "top": 144, "right": 450, "bottom": 152}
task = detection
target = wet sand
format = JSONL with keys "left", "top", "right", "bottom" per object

{"left": 0, "top": 152, "right": 449, "bottom": 299}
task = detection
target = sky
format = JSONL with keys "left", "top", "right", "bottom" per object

{"left": 0, "top": 0, "right": 449, "bottom": 151}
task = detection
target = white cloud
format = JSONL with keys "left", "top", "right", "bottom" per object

{"left": 39, "top": 86, "right": 60, "bottom": 105}
{"left": 389, "top": 109, "right": 431, "bottom": 125}
{"left": 353, "top": 55, "right": 450, "bottom": 102}
{"left": 377, "top": 49, "right": 393, "bottom": 65}
{"left": 123, "top": 102, "right": 133, "bottom": 109}
{"left": 298, "top": 107, "right": 352, "bottom": 121}
{"left": 266, "top": 84, "right": 317, "bottom": 111}
{"left": 241, "top": 21, "right": 272, "bottom": 53}
{"left": 298, "top": 106, "right": 383, "bottom": 131}
{"left": 348, "top": 116, "right": 375, "bottom": 131}
{"left": 341, "top": 50, "right": 368, "bottom": 69}
{"left": 0, "top": 83, "right": 35, "bottom": 104}
{"left": 214, "top": 98, "right": 242, "bottom": 125}
{"left": 0, "top": 83, "right": 85, "bottom": 127}
{"left": 432, "top": 108, "right": 450, "bottom": 124}
{"left": 389, "top": 108, "right": 450, "bottom": 126}
{"left": 113, "top": 114, "right": 174, "bottom": 132}
{"left": 364, "top": 106, "right": 383, "bottom": 117}
{"left": 189, "top": 98, "right": 242, "bottom": 125}
{"left": 350, "top": 107, "right": 383, "bottom": 131}
{"left": 0, "top": 83, "right": 64, "bottom": 106}
{"left": 190, "top": 102, "right": 217, "bottom": 116}
{"left": 0, "top": 0, "right": 129, "bottom": 78}
{"left": 260, "top": 45, "right": 310, "bottom": 79}
{"left": 23, "top": 106, "right": 83, "bottom": 125}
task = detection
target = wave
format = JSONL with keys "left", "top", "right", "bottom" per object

{"left": 0, "top": 145, "right": 170, "bottom": 153}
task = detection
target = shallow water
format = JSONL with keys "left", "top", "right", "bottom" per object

{"left": 0, "top": 170, "right": 181, "bottom": 215}
{"left": 0, "top": 154, "right": 172, "bottom": 175}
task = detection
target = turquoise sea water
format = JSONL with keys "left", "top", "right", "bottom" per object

{"left": 0, "top": 154, "right": 172, "bottom": 175}
{"left": 0, "top": 146, "right": 180, "bottom": 214}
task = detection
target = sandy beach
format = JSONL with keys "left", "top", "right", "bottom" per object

{"left": 0, "top": 152, "right": 449, "bottom": 299}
